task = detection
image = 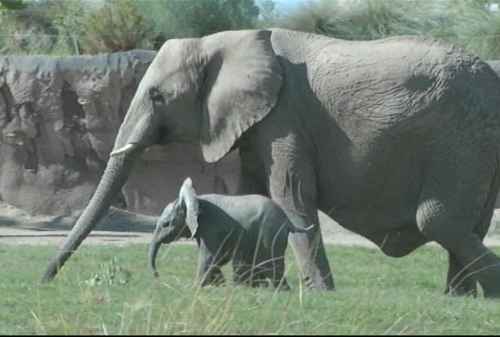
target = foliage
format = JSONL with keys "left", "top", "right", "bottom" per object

{"left": 2, "top": 244, "right": 500, "bottom": 334}
{"left": 0, "top": 0, "right": 26, "bottom": 11}
{"left": 447, "top": 0, "right": 500, "bottom": 59}
{"left": 80, "top": 0, "right": 153, "bottom": 54}
{"left": 2, "top": 0, "right": 500, "bottom": 59}
{"left": 0, "top": 0, "right": 264, "bottom": 54}
{"left": 85, "top": 257, "right": 132, "bottom": 287}
{"left": 0, "top": 0, "right": 101, "bottom": 55}
{"left": 274, "top": 0, "right": 500, "bottom": 59}
{"left": 257, "top": 0, "right": 282, "bottom": 28}
{"left": 41, "top": 0, "right": 89, "bottom": 55}
{"left": 275, "top": 0, "right": 443, "bottom": 40}
{"left": 138, "top": 0, "right": 260, "bottom": 48}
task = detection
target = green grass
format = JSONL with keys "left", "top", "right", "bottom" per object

{"left": 1, "top": 244, "right": 500, "bottom": 335}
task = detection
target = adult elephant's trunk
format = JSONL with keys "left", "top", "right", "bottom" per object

{"left": 41, "top": 153, "right": 138, "bottom": 282}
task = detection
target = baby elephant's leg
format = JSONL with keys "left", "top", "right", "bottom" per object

{"left": 269, "top": 256, "right": 290, "bottom": 291}
{"left": 233, "top": 251, "right": 275, "bottom": 288}
{"left": 232, "top": 260, "right": 253, "bottom": 286}
{"left": 249, "top": 266, "right": 273, "bottom": 288}
{"left": 198, "top": 251, "right": 225, "bottom": 287}
{"left": 200, "top": 265, "right": 225, "bottom": 287}
{"left": 265, "top": 232, "right": 291, "bottom": 291}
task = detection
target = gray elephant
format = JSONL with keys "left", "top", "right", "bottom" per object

{"left": 149, "top": 177, "right": 311, "bottom": 290}
{"left": 43, "top": 28, "right": 500, "bottom": 297}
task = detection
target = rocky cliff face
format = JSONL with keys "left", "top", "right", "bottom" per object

{"left": 0, "top": 50, "right": 240, "bottom": 217}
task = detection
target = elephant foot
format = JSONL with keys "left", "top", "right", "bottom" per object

{"left": 302, "top": 272, "right": 335, "bottom": 291}
{"left": 438, "top": 234, "right": 500, "bottom": 299}
{"left": 483, "top": 290, "right": 500, "bottom": 298}
{"left": 200, "top": 268, "right": 225, "bottom": 287}
{"left": 289, "top": 235, "right": 335, "bottom": 291}
{"left": 274, "top": 278, "right": 291, "bottom": 291}
{"left": 444, "top": 285, "right": 477, "bottom": 298}
{"left": 444, "top": 254, "right": 478, "bottom": 298}
{"left": 480, "top": 277, "right": 500, "bottom": 298}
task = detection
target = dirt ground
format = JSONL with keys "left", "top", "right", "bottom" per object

{"left": 1, "top": 202, "right": 500, "bottom": 248}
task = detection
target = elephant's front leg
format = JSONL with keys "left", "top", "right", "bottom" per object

{"left": 285, "top": 209, "right": 334, "bottom": 290}
{"left": 266, "top": 150, "right": 335, "bottom": 291}
{"left": 196, "top": 242, "right": 226, "bottom": 287}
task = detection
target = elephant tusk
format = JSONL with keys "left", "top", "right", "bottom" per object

{"left": 110, "top": 143, "right": 137, "bottom": 157}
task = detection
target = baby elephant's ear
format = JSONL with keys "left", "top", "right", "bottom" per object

{"left": 179, "top": 177, "right": 199, "bottom": 237}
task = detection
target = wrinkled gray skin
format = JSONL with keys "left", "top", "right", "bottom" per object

{"left": 44, "top": 29, "right": 500, "bottom": 297}
{"left": 150, "top": 188, "right": 309, "bottom": 290}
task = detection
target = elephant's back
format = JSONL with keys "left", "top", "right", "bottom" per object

{"left": 270, "top": 29, "right": 500, "bottom": 146}
{"left": 199, "top": 194, "right": 287, "bottom": 228}
{"left": 200, "top": 193, "right": 272, "bottom": 213}
{"left": 311, "top": 37, "right": 479, "bottom": 128}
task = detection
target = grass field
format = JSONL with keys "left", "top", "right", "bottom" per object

{"left": 1, "top": 244, "right": 500, "bottom": 335}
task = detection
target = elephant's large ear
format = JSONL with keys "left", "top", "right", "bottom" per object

{"left": 200, "top": 30, "right": 283, "bottom": 163}
{"left": 178, "top": 177, "right": 200, "bottom": 237}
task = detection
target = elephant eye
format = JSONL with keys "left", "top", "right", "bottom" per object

{"left": 149, "top": 87, "right": 164, "bottom": 104}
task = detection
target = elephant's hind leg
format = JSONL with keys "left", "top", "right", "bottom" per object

{"left": 417, "top": 202, "right": 500, "bottom": 297}
{"left": 416, "top": 154, "right": 500, "bottom": 297}
{"left": 445, "top": 252, "right": 477, "bottom": 297}
{"left": 446, "top": 235, "right": 500, "bottom": 297}
{"left": 270, "top": 257, "right": 291, "bottom": 291}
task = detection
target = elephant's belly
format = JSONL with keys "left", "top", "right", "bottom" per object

{"left": 318, "top": 134, "right": 426, "bottom": 228}
{"left": 325, "top": 204, "right": 414, "bottom": 234}
{"left": 318, "top": 164, "right": 423, "bottom": 237}
{"left": 324, "top": 204, "right": 428, "bottom": 257}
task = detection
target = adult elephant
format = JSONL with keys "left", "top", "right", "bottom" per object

{"left": 42, "top": 29, "right": 500, "bottom": 296}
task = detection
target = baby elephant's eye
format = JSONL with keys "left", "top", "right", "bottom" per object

{"left": 149, "top": 87, "right": 164, "bottom": 104}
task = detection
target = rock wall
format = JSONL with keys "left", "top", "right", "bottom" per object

{"left": 0, "top": 50, "right": 241, "bottom": 217}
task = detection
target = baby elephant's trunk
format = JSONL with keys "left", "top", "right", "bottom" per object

{"left": 149, "top": 240, "right": 161, "bottom": 278}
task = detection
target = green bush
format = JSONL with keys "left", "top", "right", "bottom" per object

{"left": 139, "top": 0, "right": 260, "bottom": 48}
{"left": 272, "top": 0, "right": 500, "bottom": 59}
{"left": 2, "top": 0, "right": 500, "bottom": 59}
{"left": 448, "top": 1, "right": 500, "bottom": 59}
{"left": 80, "top": 0, "right": 153, "bottom": 54}
{"left": 274, "top": 0, "right": 443, "bottom": 40}
{"left": 0, "top": 0, "right": 59, "bottom": 54}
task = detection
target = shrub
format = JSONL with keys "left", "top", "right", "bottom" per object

{"left": 80, "top": 0, "right": 153, "bottom": 54}
{"left": 276, "top": 0, "right": 445, "bottom": 40}
{"left": 138, "top": 0, "right": 260, "bottom": 48}
{"left": 0, "top": 0, "right": 58, "bottom": 54}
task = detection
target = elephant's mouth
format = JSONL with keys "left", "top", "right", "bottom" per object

{"left": 159, "top": 226, "right": 190, "bottom": 245}
{"left": 159, "top": 232, "right": 178, "bottom": 245}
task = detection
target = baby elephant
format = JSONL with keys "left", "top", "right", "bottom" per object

{"left": 149, "top": 177, "right": 312, "bottom": 290}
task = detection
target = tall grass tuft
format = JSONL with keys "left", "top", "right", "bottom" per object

{"left": 272, "top": 0, "right": 500, "bottom": 59}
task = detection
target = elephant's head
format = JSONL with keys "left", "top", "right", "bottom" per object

{"left": 42, "top": 30, "right": 282, "bottom": 282}
{"left": 149, "top": 178, "right": 199, "bottom": 277}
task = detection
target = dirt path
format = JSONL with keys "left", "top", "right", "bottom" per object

{"left": 1, "top": 202, "right": 500, "bottom": 248}
{"left": 0, "top": 227, "right": 382, "bottom": 248}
